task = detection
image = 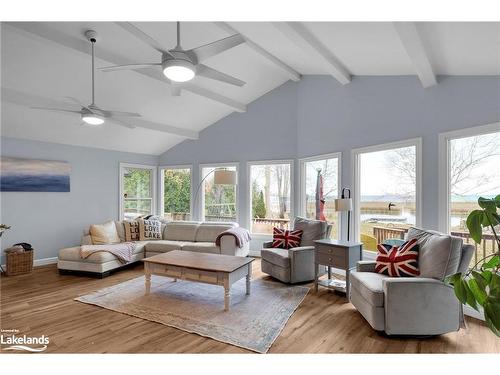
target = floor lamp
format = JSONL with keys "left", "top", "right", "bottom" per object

{"left": 193, "top": 168, "right": 237, "bottom": 221}
{"left": 335, "top": 188, "right": 353, "bottom": 241}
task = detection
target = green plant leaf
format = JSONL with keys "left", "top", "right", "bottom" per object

{"left": 483, "top": 297, "right": 500, "bottom": 336}
{"left": 482, "top": 255, "right": 500, "bottom": 270}
{"left": 445, "top": 272, "right": 461, "bottom": 286}
{"left": 495, "top": 195, "right": 500, "bottom": 208}
{"left": 466, "top": 210, "right": 484, "bottom": 244}
{"left": 490, "top": 273, "right": 500, "bottom": 295}
{"left": 468, "top": 279, "right": 487, "bottom": 306}
{"left": 453, "top": 277, "right": 469, "bottom": 305}
{"left": 482, "top": 211, "right": 500, "bottom": 227}
{"left": 478, "top": 197, "right": 497, "bottom": 213}
{"left": 481, "top": 270, "right": 493, "bottom": 284}
{"left": 472, "top": 270, "right": 489, "bottom": 289}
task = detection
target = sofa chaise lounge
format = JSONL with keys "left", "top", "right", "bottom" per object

{"left": 58, "top": 221, "right": 249, "bottom": 277}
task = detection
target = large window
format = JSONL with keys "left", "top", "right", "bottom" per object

{"left": 160, "top": 166, "right": 192, "bottom": 221}
{"left": 120, "top": 163, "right": 157, "bottom": 220}
{"left": 300, "top": 154, "right": 341, "bottom": 239}
{"left": 200, "top": 164, "right": 238, "bottom": 222}
{"left": 440, "top": 124, "right": 500, "bottom": 266}
{"left": 354, "top": 139, "right": 421, "bottom": 250}
{"left": 249, "top": 161, "right": 293, "bottom": 235}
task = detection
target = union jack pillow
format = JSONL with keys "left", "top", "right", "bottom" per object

{"left": 375, "top": 238, "right": 420, "bottom": 277}
{"left": 271, "top": 227, "right": 303, "bottom": 249}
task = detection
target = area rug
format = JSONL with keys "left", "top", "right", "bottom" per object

{"left": 75, "top": 276, "right": 309, "bottom": 353}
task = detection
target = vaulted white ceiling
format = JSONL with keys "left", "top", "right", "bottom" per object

{"left": 1, "top": 22, "right": 499, "bottom": 155}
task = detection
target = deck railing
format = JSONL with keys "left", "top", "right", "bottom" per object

{"left": 371, "top": 226, "right": 498, "bottom": 269}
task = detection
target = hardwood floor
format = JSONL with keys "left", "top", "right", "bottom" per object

{"left": 1, "top": 260, "right": 498, "bottom": 354}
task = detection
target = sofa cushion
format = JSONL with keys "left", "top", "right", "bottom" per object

{"left": 138, "top": 219, "right": 162, "bottom": 241}
{"left": 144, "top": 240, "right": 186, "bottom": 253}
{"left": 182, "top": 242, "right": 220, "bottom": 255}
{"left": 405, "top": 227, "right": 463, "bottom": 280}
{"left": 195, "top": 223, "right": 236, "bottom": 242}
{"left": 115, "top": 221, "right": 126, "bottom": 242}
{"left": 261, "top": 248, "right": 291, "bottom": 268}
{"left": 163, "top": 222, "right": 200, "bottom": 241}
{"left": 59, "top": 244, "right": 144, "bottom": 263}
{"left": 89, "top": 221, "right": 121, "bottom": 245}
{"left": 350, "top": 271, "right": 389, "bottom": 307}
{"left": 292, "top": 217, "right": 328, "bottom": 247}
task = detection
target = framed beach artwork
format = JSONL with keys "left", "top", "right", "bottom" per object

{"left": 0, "top": 157, "right": 71, "bottom": 192}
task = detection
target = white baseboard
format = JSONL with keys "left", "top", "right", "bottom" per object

{"left": 1, "top": 256, "right": 58, "bottom": 270}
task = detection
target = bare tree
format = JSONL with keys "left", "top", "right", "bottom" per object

{"left": 385, "top": 133, "right": 500, "bottom": 197}
{"left": 450, "top": 134, "right": 500, "bottom": 196}
{"left": 274, "top": 165, "right": 290, "bottom": 218}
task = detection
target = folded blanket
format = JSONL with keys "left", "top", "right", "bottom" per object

{"left": 215, "top": 227, "right": 251, "bottom": 248}
{"left": 80, "top": 242, "right": 136, "bottom": 264}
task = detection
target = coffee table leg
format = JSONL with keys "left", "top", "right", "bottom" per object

{"left": 145, "top": 271, "right": 151, "bottom": 295}
{"left": 246, "top": 263, "right": 252, "bottom": 295}
{"left": 224, "top": 277, "right": 231, "bottom": 311}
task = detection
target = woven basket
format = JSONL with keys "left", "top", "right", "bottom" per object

{"left": 6, "top": 250, "right": 33, "bottom": 276}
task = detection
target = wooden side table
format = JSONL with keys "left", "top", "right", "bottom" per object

{"left": 314, "top": 239, "right": 363, "bottom": 300}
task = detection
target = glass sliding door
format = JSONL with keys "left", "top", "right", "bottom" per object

{"left": 120, "top": 164, "right": 157, "bottom": 220}
{"left": 355, "top": 140, "right": 420, "bottom": 251}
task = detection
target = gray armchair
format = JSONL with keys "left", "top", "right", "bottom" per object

{"left": 261, "top": 217, "right": 332, "bottom": 284}
{"left": 350, "top": 227, "right": 475, "bottom": 336}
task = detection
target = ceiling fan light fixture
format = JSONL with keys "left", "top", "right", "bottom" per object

{"left": 81, "top": 113, "right": 105, "bottom": 125}
{"left": 162, "top": 59, "right": 195, "bottom": 82}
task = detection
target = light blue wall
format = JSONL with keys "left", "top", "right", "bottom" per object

{"left": 160, "top": 75, "right": 500, "bottom": 240}
{"left": 1, "top": 137, "right": 158, "bottom": 263}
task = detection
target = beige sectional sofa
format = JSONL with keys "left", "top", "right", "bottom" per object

{"left": 58, "top": 221, "right": 249, "bottom": 277}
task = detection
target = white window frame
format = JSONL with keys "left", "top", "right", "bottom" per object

{"left": 438, "top": 122, "right": 500, "bottom": 233}
{"left": 351, "top": 138, "right": 422, "bottom": 242}
{"left": 198, "top": 162, "right": 240, "bottom": 222}
{"left": 247, "top": 159, "right": 295, "bottom": 236}
{"left": 119, "top": 162, "right": 157, "bottom": 220}
{"left": 158, "top": 164, "right": 193, "bottom": 220}
{"left": 299, "top": 152, "right": 342, "bottom": 238}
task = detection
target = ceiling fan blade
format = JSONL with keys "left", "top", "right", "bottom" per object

{"left": 189, "top": 34, "right": 245, "bottom": 62}
{"left": 109, "top": 117, "right": 137, "bottom": 129}
{"left": 104, "top": 110, "right": 141, "bottom": 117}
{"left": 196, "top": 64, "right": 246, "bottom": 87}
{"left": 99, "top": 63, "right": 161, "bottom": 72}
{"left": 116, "top": 22, "right": 174, "bottom": 58}
{"left": 64, "top": 96, "right": 88, "bottom": 109}
{"left": 31, "top": 107, "right": 82, "bottom": 114}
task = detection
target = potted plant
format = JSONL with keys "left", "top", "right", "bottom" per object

{"left": 446, "top": 195, "right": 500, "bottom": 336}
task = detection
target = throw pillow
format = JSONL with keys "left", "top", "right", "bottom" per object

{"left": 271, "top": 227, "right": 303, "bottom": 249}
{"left": 123, "top": 220, "right": 140, "bottom": 241}
{"left": 90, "top": 221, "right": 121, "bottom": 245}
{"left": 139, "top": 219, "right": 162, "bottom": 241}
{"left": 375, "top": 238, "right": 420, "bottom": 277}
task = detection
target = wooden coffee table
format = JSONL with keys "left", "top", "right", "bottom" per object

{"left": 142, "top": 250, "right": 254, "bottom": 311}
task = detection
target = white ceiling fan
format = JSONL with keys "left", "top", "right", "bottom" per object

{"left": 31, "top": 30, "right": 141, "bottom": 128}
{"left": 99, "top": 22, "right": 246, "bottom": 87}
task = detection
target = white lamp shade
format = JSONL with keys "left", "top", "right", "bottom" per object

{"left": 335, "top": 198, "right": 353, "bottom": 211}
{"left": 214, "top": 169, "right": 237, "bottom": 185}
